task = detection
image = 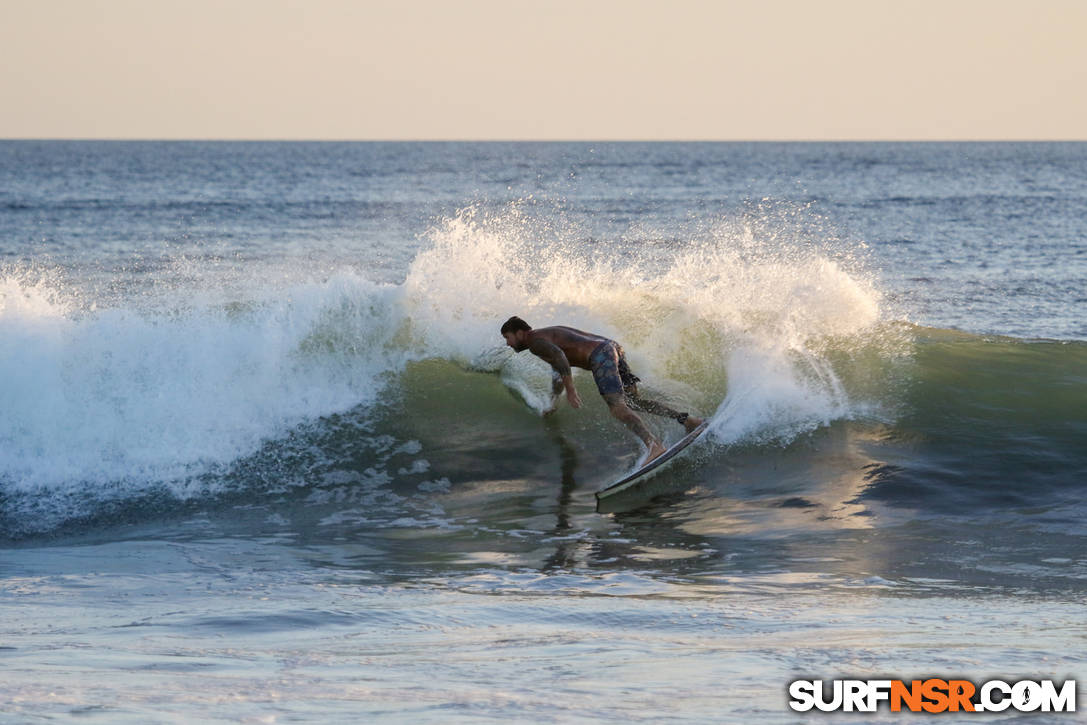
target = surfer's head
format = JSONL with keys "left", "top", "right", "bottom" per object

{"left": 500, "top": 316, "right": 532, "bottom": 351}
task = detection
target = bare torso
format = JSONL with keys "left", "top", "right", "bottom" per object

{"left": 525, "top": 326, "right": 612, "bottom": 369}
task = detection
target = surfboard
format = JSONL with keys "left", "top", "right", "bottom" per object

{"left": 595, "top": 421, "right": 709, "bottom": 502}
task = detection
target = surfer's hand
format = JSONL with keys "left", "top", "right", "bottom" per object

{"left": 566, "top": 387, "right": 582, "bottom": 409}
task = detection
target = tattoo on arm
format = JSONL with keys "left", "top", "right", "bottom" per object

{"left": 528, "top": 338, "right": 572, "bottom": 378}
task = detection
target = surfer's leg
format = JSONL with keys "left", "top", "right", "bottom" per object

{"left": 625, "top": 387, "right": 704, "bottom": 433}
{"left": 593, "top": 346, "right": 666, "bottom": 462}
{"left": 615, "top": 350, "right": 703, "bottom": 432}
{"left": 603, "top": 393, "right": 666, "bottom": 463}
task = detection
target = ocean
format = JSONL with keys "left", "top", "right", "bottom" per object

{"left": 1, "top": 141, "right": 1085, "bottom": 722}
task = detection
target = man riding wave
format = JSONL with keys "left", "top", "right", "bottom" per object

{"left": 500, "top": 316, "right": 703, "bottom": 465}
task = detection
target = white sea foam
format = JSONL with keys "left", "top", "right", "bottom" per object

{"left": 0, "top": 269, "right": 404, "bottom": 498}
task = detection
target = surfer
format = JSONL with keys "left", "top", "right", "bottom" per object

{"left": 500, "top": 316, "right": 703, "bottom": 464}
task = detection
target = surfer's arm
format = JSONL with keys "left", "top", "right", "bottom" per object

{"left": 528, "top": 338, "right": 582, "bottom": 409}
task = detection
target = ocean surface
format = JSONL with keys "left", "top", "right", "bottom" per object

{"left": 1, "top": 142, "right": 1085, "bottom": 723}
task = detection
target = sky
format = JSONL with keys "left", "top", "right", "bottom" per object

{"left": 2, "top": 0, "right": 1086, "bottom": 140}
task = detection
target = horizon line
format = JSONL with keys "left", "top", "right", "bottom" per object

{"left": 4, "top": 137, "right": 1086, "bottom": 144}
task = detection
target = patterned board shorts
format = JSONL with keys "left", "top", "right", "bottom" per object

{"left": 588, "top": 341, "right": 641, "bottom": 396}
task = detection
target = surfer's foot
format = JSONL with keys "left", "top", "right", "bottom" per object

{"left": 682, "top": 415, "right": 704, "bottom": 433}
{"left": 644, "top": 440, "right": 667, "bottom": 465}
